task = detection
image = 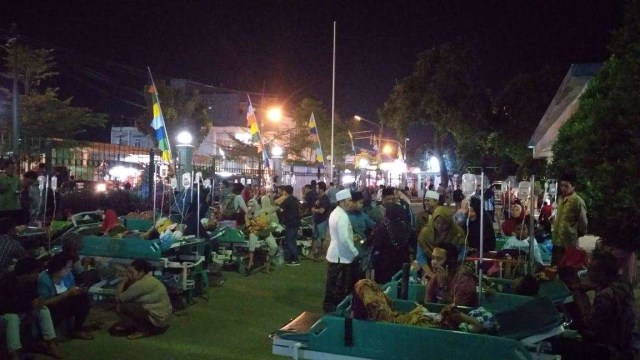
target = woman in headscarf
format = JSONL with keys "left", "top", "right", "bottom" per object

{"left": 417, "top": 206, "right": 466, "bottom": 280}
{"left": 257, "top": 195, "right": 279, "bottom": 226}
{"left": 245, "top": 197, "right": 278, "bottom": 274}
{"left": 466, "top": 197, "right": 496, "bottom": 253}
{"left": 500, "top": 203, "right": 525, "bottom": 236}
{"left": 369, "top": 203, "right": 412, "bottom": 283}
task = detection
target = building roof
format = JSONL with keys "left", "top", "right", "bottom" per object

{"left": 528, "top": 63, "right": 602, "bottom": 159}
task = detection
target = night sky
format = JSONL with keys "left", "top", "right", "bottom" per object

{"left": 1, "top": 0, "right": 620, "bottom": 142}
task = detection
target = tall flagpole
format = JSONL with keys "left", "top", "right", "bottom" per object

{"left": 330, "top": 21, "right": 336, "bottom": 183}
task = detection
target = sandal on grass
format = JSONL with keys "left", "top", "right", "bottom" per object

{"left": 126, "top": 332, "right": 148, "bottom": 340}
{"left": 70, "top": 331, "right": 94, "bottom": 340}
{"left": 108, "top": 322, "right": 135, "bottom": 337}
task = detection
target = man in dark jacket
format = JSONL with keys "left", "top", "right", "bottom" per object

{"left": 277, "top": 186, "right": 301, "bottom": 266}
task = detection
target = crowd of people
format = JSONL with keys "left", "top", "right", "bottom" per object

{"left": 1, "top": 156, "right": 638, "bottom": 358}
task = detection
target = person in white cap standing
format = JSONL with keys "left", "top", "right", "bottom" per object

{"left": 322, "top": 189, "right": 359, "bottom": 312}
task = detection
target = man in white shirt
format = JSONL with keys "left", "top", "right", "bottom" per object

{"left": 322, "top": 189, "right": 359, "bottom": 312}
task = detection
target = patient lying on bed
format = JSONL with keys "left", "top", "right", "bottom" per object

{"left": 352, "top": 279, "right": 498, "bottom": 333}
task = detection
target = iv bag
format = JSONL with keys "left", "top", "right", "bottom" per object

{"left": 203, "top": 179, "right": 211, "bottom": 189}
{"left": 182, "top": 173, "right": 192, "bottom": 189}
{"left": 38, "top": 176, "right": 46, "bottom": 191}
{"left": 170, "top": 177, "right": 178, "bottom": 189}
{"left": 50, "top": 176, "right": 58, "bottom": 191}
{"left": 518, "top": 181, "right": 531, "bottom": 199}
{"left": 461, "top": 173, "right": 476, "bottom": 197}
{"left": 159, "top": 164, "right": 169, "bottom": 178}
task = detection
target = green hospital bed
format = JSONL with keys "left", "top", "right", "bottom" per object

{"left": 272, "top": 295, "right": 565, "bottom": 359}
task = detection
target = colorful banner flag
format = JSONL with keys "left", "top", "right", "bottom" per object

{"left": 308, "top": 113, "right": 324, "bottom": 165}
{"left": 148, "top": 83, "right": 172, "bottom": 163}
{"left": 246, "top": 95, "right": 269, "bottom": 167}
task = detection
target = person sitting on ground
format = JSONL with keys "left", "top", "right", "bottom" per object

{"left": 37, "top": 253, "right": 93, "bottom": 340}
{"left": 60, "top": 232, "right": 100, "bottom": 287}
{"left": 425, "top": 241, "right": 478, "bottom": 307}
{"left": 114, "top": 259, "right": 172, "bottom": 340}
{"left": 0, "top": 257, "right": 63, "bottom": 360}
{"left": 554, "top": 250, "right": 637, "bottom": 360}
{"left": 416, "top": 207, "right": 466, "bottom": 281}
{"left": 0, "top": 229, "right": 27, "bottom": 274}
{"left": 500, "top": 219, "right": 544, "bottom": 266}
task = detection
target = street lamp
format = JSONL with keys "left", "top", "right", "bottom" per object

{"left": 383, "top": 144, "right": 393, "bottom": 155}
{"left": 176, "top": 131, "right": 193, "bottom": 145}
{"left": 354, "top": 115, "right": 383, "bottom": 156}
{"left": 176, "top": 130, "right": 193, "bottom": 191}
{"left": 358, "top": 157, "right": 369, "bottom": 187}
{"left": 271, "top": 144, "right": 284, "bottom": 187}
{"left": 267, "top": 107, "right": 283, "bottom": 122}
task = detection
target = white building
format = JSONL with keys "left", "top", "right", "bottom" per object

{"left": 110, "top": 126, "right": 154, "bottom": 148}
{"left": 528, "top": 63, "right": 602, "bottom": 161}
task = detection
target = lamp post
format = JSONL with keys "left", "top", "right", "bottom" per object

{"left": 354, "top": 115, "right": 383, "bottom": 158}
{"left": 358, "top": 157, "right": 369, "bottom": 188}
{"left": 176, "top": 130, "right": 193, "bottom": 191}
{"left": 271, "top": 144, "right": 283, "bottom": 189}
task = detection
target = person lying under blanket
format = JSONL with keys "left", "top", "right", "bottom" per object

{"left": 352, "top": 279, "right": 498, "bottom": 333}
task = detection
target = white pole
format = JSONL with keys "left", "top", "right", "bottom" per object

{"left": 478, "top": 172, "right": 484, "bottom": 302}
{"left": 153, "top": 164, "right": 157, "bottom": 225}
{"left": 330, "top": 21, "right": 336, "bottom": 183}
{"left": 197, "top": 177, "right": 201, "bottom": 238}
{"left": 528, "top": 175, "right": 536, "bottom": 273}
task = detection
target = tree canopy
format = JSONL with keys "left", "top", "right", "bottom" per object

{"left": 136, "top": 80, "right": 212, "bottom": 148}
{"left": 551, "top": 0, "right": 640, "bottom": 250}
{"left": 0, "top": 44, "right": 106, "bottom": 153}
{"left": 288, "top": 98, "right": 350, "bottom": 167}
{"left": 380, "top": 38, "right": 492, "bottom": 185}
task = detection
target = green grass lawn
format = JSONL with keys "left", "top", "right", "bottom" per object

{"left": 50, "top": 259, "right": 328, "bottom": 360}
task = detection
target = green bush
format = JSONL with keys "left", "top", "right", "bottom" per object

{"left": 551, "top": 3, "right": 640, "bottom": 251}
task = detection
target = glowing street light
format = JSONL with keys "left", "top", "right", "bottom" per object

{"left": 176, "top": 131, "right": 193, "bottom": 145}
{"left": 383, "top": 144, "right": 393, "bottom": 154}
{"left": 267, "top": 107, "right": 283, "bottom": 122}
{"left": 358, "top": 158, "right": 369, "bottom": 168}
{"left": 271, "top": 144, "right": 283, "bottom": 158}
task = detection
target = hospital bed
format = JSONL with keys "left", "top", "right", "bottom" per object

{"left": 272, "top": 294, "right": 565, "bottom": 359}
{"left": 79, "top": 234, "right": 208, "bottom": 302}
